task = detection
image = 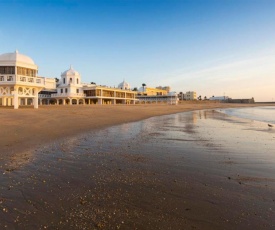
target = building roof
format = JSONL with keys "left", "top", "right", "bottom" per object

{"left": 0, "top": 50, "right": 37, "bottom": 68}
{"left": 61, "top": 65, "right": 80, "bottom": 76}
{"left": 118, "top": 80, "right": 131, "bottom": 90}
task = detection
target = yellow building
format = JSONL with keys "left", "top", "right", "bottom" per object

{"left": 136, "top": 85, "right": 178, "bottom": 104}
{"left": 83, "top": 85, "right": 137, "bottom": 105}
{"left": 138, "top": 86, "right": 169, "bottom": 96}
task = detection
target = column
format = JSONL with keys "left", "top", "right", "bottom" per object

{"left": 34, "top": 88, "right": 38, "bottom": 109}
{"left": 25, "top": 98, "right": 28, "bottom": 106}
{"left": 98, "top": 98, "right": 102, "bottom": 105}
{"left": 3, "top": 97, "right": 6, "bottom": 106}
{"left": 13, "top": 88, "right": 19, "bottom": 109}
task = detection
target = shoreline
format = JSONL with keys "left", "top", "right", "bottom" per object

{"left": 0, "top": 103, "right": 274, "bottom": 173}
{"left": 1, "top": 103, "right": 273, "bottom": 158}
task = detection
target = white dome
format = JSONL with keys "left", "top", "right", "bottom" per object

{"left": 138, "top": 86, "right": 146, "bottom": 92}
{"left": 62, "top": 65, "right": 80, "bottom": 76}
{"left": 118, "top": 80, "right": 131, "bottom": 90}
{"left": 0, "top": 50, "right": 35, "bottom": 65}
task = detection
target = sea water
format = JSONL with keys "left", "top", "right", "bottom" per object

{"left": 221, "top": 106, "right": 275, "bottom": 125}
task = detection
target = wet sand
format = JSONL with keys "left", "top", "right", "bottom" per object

{"left": 0, "top": 104, "right": 275, "bottom": 229}
{"left": 0, "top": 103, "right": 269, "bottom": 162}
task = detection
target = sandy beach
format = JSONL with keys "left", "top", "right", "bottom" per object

{"left": 0, "top": 103, "right": 275, "bottom": 229}
{"left": 0, "top": 103, "right": 267, "bottom": 161}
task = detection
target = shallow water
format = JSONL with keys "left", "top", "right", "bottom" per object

{"left": 221, "top": 106, "right": 275, "bottom": 125}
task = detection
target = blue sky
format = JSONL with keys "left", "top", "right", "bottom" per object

{"left": 1, "top": 0, "right": 275, "bottom": 101}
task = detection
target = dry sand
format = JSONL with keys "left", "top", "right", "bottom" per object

{"left": 0, "top": 102, "right": 274, "bottom": 229}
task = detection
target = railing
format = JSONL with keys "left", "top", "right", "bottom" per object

{"left": 38, "top": 94, "right": 52, "bottom": 98}
{"left": 0, "top": 75, "right": 46, "bottom": 85}
{"left": 16, "top": 75, "right": 45, "bottom": 85}
{"left": 51, "top": 93, "right": 86, "bottom": 97}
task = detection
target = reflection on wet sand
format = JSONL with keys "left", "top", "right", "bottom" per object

{"left": 0, "top": 109, "right": 275, "bottom": 229}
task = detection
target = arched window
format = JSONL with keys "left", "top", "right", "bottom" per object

{"left": 70, "top": 78, "right": 72, "bottom": 83}
{"left": 77, "top": 78, "right": 79, "bottom": 84}
{"left": 63, "top": 78, "right": 65, "bottom": 84}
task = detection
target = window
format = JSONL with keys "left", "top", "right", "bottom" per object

{"left": 76, "top": 89, "right": 79, "bottom": 93}
{"left": 65, "top": 88, "right": 68, "bottom": 93}
{"left": 0, "top": 76, "right": 4, "bottom": 81}
{"left": 7, "top": 76, "right": 13, "bottom": 81}
{"left": 61, "top": 89, "right": 63, "bottom": 93}
{"left": 70, "top": 78, "right": 72, "bottom": 83}
{"left": 63, "top": 78, "right": 65, "bottom": 84}
{"left": 77, "top": 78, "right": 79, "bottom": 84}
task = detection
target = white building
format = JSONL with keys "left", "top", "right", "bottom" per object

{"left": 185, "top": 91, "right": 197, "bottom": 100}
{"left": 1, "top": 51, "right": 178, "bottom": 108}
{"left": 209, "top": 96, "right": 229, "bottom": 101}
{"left": 0, "top": 51, "right": 55, "bottom": 109}
{"left": 50, "top": 65, "right": 86, "bottom": 105}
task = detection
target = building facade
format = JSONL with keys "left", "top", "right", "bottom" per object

{"left": 0, "top": 51, "right": 55, "bottom": 109}
{"left": 137, "top": 86, "right": 178, "bottom": 104}
{"left": 0, "top": 51, "right": 178, "bottom": 108}
{"left": 40, "top": 68, "right": 137, "bottom": 105}
{"left": 185, "top": 91, "right": 197, "bottom": 100}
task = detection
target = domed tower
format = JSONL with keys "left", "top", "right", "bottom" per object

{"left": 52, "top": 65, "right": 84, "bottom": 105}
{"left": 118, "top": 80, "right": 131, "bottom": 90}
{"left": 60, "top": 65, "right": 81, "bottom": 86}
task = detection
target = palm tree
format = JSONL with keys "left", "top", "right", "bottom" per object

{"left": 142, "top": 83, "right": 146, "bottom": 92}
{"left": 55, "top": 77, "right": 59, "bottom": 83}
{"left": 133, "top": 87, "right": 138, "bottom": 91}
{"left": 204, "top": 96, "right": 207, "bottom": 100}
{"left": 198, "top": 95, "right": 202, "bottom": 100}
{"left": 90, "top": 82, "right": 96, "bottom": 85}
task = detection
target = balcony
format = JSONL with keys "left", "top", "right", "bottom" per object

{"left": 38, "top": 94, "right": 52, "bottom": 98}
{"left": 51, "top": 93, "right": 86, "bottom": 98}
{"left": 17, "top": 75, "right": 45, "bottom": 86}
{"left": 0, "top": 75, "right": 45, "bottom": 86}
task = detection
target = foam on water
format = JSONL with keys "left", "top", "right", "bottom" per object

{"left": 221, "top": 106, "right": 275, "bottom": 125}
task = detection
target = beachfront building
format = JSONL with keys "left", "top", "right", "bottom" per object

{"left": 40, "top": 68, "right": 137, "bottom": 105}
{"left": 209, "top": 96, "right": 255, "bottom": 104}
{"left": 0, "top": 51, "right": 56, "bottom": 109}
{"left": 83, "top": 82, "right": 137, "bottom": 105}
{"left": 138, "top": 86, "right": 169, "bottom": 96}
{"left": 136, "top": 85, "right": 178, "bottom": 104}
{"left": 178, "top": 92, "right": 185, "bottom": 100}
{"left": 1, "top": 51, "right": 175, "bottom": 108}
{"left": 209, "top": 96, "right": 229, "bottom": 101}
{"left": 50, "top": 65, "right": 86, "bottom": 105}
{"left": 185, "top": 91, "right": 197, "bottom": 100}
{"left": 177, "top": 91, "right": 197, "bottom": 101}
